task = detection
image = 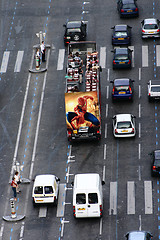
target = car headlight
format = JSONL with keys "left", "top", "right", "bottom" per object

{"left": 66, "top": 36, "right": 71, "bottom": 39}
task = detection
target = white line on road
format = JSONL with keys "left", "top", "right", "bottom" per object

{"left": 139, "top": 122, "right": 141, "bottom": 138}
{"left": 109, "top": 182, "right": 117, "bottom": 215}
{"left": 139, "top": 143, "right": 141, "bottom": 160}
{"left": 39, "top": 206, "right": 47, "bottom": 218}
{"left": 139, "top": 85, "right": 141, "bottom": 99}
{"left": 139, "top": 104, "right": 141, "bottom": 118}
{"left": 127, "top": 181, "right": 135, "bottom": 214}
{"left": 57, "top": 49, "right": 65, "bottom": 70}
{"left": 104, "top": 144, "right": 106, "bottom": 160}
{"left": 0, "top": 51, "right": 10, "bottom": 73}
{"left": 100, "top": 47, "right": 106, "bottom": 68}
{"left": 156, "top": 45, "right": 160, "bottom": 66}
{"left": 105, "top": 123, "right": 107, "bottom": 138}
{"left": 106, "top": 104, "right": 108, "bottom": 117}
{"left": 106, "top": 86, "right": 109, "bottom": 99}
{"left": 138, "top": 166, "right": 141, "bottom": 181}
{"left": 139, "top": 215, "right": 142, "bottom": 231}
{"left": 107, "top": 68, "right": 110, "bottom": 81}
{"left": 99, "top": 217, "right": 103, "bottom": 235}
{"left": 144, "top": 181, "right": 153, "bottom": 214}
{"left": 14, "top": 50, "right": 24, "bottom": 72}
{"left": 139, "top": 68, "right": 141, "bottom": 81}
{"left": 142, "top": 46, "right": 148, "bottom": 67}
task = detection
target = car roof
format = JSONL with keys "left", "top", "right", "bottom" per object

{"left": 144, "top": 18, "right": 158, "bottom": 24}
{"left": 149, "top": 80, "right": 160, "bottom": 86}
{"left": 34, "top": 174, "right": 56, "bottom": 186}
{"left": 115, "top": 25, "right": 127, "bottom": 31}
{"left": 67, "top": 21, "right": 82, "bottom": 28}
{"left": 128, "top": 231, "right": 146, "bottom": 240}
{"left": 74, "top": 173, "right": 100, "bottom": 189}
{"left": 122, "top": 0, "right": 135, "bottom": 4}
{"left": 115, "top": 48, "right": 128, "bottom": 54}
{"left": 116, "top": 114, "right": 132, "bottom": 122}
{"left": 114, "top": 78, "right": 130, "bottom": 86}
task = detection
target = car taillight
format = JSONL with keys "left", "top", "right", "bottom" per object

{"left": 131, "top": 128, "right": 134, "bottom": 133}
{"left": 142, "top": 29, "right": 145, "bottom": 33}
{"left": 73, "top": 206, "right": 75, "bottom": 216}
{"left": 100, "top": 205, "right": 102, "bottom": 215}
{"left": 121, "top": 9, "right": 124, "bottom": 12}
{"left": 54, "top": 196, "right": 56, "bottom": 201}
{"left": 97, "top": 130, "right": 100, "bottom": 134}
{"left": 135, "top": 8, "right": 138, "bottom": 11}
{"left": 153, "top": 166, "right": 156, "bottom": 170}
{"left": 157, "top": 29, "right": 160, "bottom": 32}
{"left": 112, "top": 86, "right": 115, "bottom": 94}
{"left": 129, "top": 86, "right": 132, "bottom": 94}
{"left": 115, "top": 129, "right": 118, "bottom": 134}
{"left": 128, "top": 60, "right": 131, "bottom": 64}
{"left": 113, "top": 60, "right": 116, "bottom": 64}
{"left": 68, "top": 130, "right": 72, "bottom": 135}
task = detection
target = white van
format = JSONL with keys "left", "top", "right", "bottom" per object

{"left": 73, "top": 173, "right": 104, "bottom": 218}
{"left": 32, "top": 174, "right": 60, "bottom": 205}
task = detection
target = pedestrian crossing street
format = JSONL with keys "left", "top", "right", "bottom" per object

{"left": 109, "top": 180, "right": 153, "bottom": 215}
{"left": 1, "top": 45, "right": 160, "bottom": 73}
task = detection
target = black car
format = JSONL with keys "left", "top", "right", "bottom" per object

{"left": 125, "top": 231, "right": 153, "bottom": 240}
{"left": 112, "top": 25, "right": 132, "bottom": 45}
{"left": 150, "top": 150, "right": 160, "bottom": 176}
{"left": 117, "top": 0, "right": 139, "bottom": 18}
{"left": 112, "top": 48, "right": 133, "bottom": 69}
{"left": 63, "top": 21, "right": 87, "bottom": 45}
{"left": 110, "top": 78, "right": 134, "bottom": 101}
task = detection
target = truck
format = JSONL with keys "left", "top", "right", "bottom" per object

{"left": 65, "top": 41, "right": 101, "bottom": 141}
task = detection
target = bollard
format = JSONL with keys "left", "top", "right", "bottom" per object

{"left": 10, "top": 198, "right": 16, "bottom": 219}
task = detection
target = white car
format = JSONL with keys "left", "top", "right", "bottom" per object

{"left": 112, "top": 114, "right": 136, "bottom": 137}
{"left": 148, "top": 80, "right": 160, "bottom": 102}
{"left": 141, "top": 18, "right": 160, "bottom": 38}
{"left": 32, "top": 174, "right": 60, "bottom": 205}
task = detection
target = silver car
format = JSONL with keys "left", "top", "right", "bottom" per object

{"left": 125, "top": 231, "right": 153, "bottom": 240}
{"left": 141, "top": 18, "right": 160, "bottom": 38}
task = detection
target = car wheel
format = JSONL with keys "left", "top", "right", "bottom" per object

{"left": 74, "top": 35, "right": 80, "bottom": 41}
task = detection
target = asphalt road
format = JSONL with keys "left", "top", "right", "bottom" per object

{"left": 0, "top": 0, "right": 160, "bottom": 239}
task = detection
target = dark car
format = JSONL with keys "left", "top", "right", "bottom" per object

{"left": 125, "top": 231, "right": 153, "bottom": 240}
{"left": 117, "top": 0, "right": 139, "bottom": 18}
{"left": 112, "top": 48, "right": 132, "bottom": 69}
{"left": 63, "top": 21, "right": 87, "bottom": 45}
{"left": 112, "top": 25, "right": 132, "bottom": 45}
{"left": 110, "top": 78, "right": 134, "bottom": 101}
{"left": 150, "top": 150, "right": 160, "bottom": 176}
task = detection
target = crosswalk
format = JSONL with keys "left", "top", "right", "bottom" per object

{"left": 1, "top": 45, "right": 160, "bottom": 73}
{"left": 109, "top": 180, "right": 153, "bottom": 215}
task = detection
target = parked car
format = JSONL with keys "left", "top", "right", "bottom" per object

{"left": 110, "top": 78, "right": 134, "bottom": 101}
{"left": 117, "top": 0, "right": 139, "bottom": 18}
{"left": 125, "top": 231, "right": 153, "bottom": 240}
{"left": 141, "top": 18, "right": 160, "bottom": 38}
{"left": 112, "top": 48, "right": 133, "bottom": 69}
{"left": 112, "top": 24, "right": 132, "bottom": 45}
{"left": 63, "top": 21, "right": 87, "bottom": 45}
{"left": 150, "top": 150, "right": 160, "bottom": 176}
{"left": 112, "top": 114, "right": 136, "bottom": 137}
{"left": 32, "top": 174, "right": 60, "bottom": 205}
{"left": 148, "top": 80, "right": 160, "bottom": 102}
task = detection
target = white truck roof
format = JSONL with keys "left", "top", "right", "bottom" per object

{"left": 74, "top": 173, "right": 100, "bottom": 190}
{"left": 34, "top": 174, "right": 56, "bottom": 186}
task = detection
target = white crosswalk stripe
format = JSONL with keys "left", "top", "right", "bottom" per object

{"left": 0, "top": 51, "right": 10, "bottom": 73}
{"left": 142, "top": 45, "right": 148, "bottom": 67}
{"left": 156, "top": 45, "right": 160, "bottom": 66}
{"left": 57, "top": 49, "right": 65, "bottom": 71}
{"left": 100, "top": 47, "right": 106, "bottom": 69}
{"left": 109, "top": 181, "right": 153, "bottom": 215}
{"left": 14, "top": 51, "right": 24, "bottom": 72}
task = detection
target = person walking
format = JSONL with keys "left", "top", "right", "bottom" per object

{"left": 41, "top": 41, "right": 46, "bottom": 62}
{"left": 14, "top": 171, "right": 21, "bottom": 193}
{"left": 11, "top": 177, "right": 17, "bottom": 202}
{"left": 36, "top": 48, "right": 41, "bottom": 67}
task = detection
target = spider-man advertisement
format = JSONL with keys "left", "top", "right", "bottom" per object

{"left": 65, "top": 92, "right": 100, "bottom": 131}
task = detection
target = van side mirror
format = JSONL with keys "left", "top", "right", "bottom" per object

{"left": 56, "top": 177, "right": 60, "bottom": 182}
{"left": 63, "top": 24, "right": 66, "bottom": 27}
{"left": 102, "top": 180, "right": 105, "bottom": 185}
{"left": 71, "top": 181, "right": 74, "bottom": 187}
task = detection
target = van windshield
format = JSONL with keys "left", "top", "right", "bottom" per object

{"left": 88, "top": 193, "right": 98, "bottom": 204}
{"left": 76, "top": 193, "right": 86, "bottom": 204}
{"left": 34, "top": 186, "right": 43, "bottom": 194}
{"left": 44, "top": 186, "right": 53, "bottom": 194}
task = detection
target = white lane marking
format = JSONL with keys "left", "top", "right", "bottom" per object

{"left": 0, "top": 51, "right": 10, "bottom": 73}
{"left": 99, "top": 217, "right": 103, "bottom": 235}
{"left": 100, "top": 47, "right": 106, "bottom": 68}
{"left": 57, "top": 184, "right": 66, "bottom": 217}
{"left": 107, "top": 68, "right": 110, "bottom": 81}
{"left": 14, "top": 50, "right": 24, "bottom": 72}
{"left": 139, "top": 122, "right": 141, "bottom": 138}
{"left": 39, "top": 206, "right": 47, "bottom": 218}
{"left": 109, "top": 182, "right": 117, "bottom": 215}
{"left": 144, "top": 181, "right": 153, "bottom": 214}
{"left": 139, "top": 85, "right": 141, "bottom": 98}
{"left": 156, "top": 45, "right": 160, "bottom": 66}
{"left": 139, "top": 215, "right": 142, "bottom": 231}
{"left": 139, "top": 68, "right": 141, "bottom": 80}
{"left": 19, "top": 222, "right": 25, "bottom": 238}
{"left": 138, "top": 166, "right": 141, "bottom": 181}
{"left": 139, "top": 143, "right": 141, "bottom": 160}
{"left": 103, "top": 165, "right": 106, "bottom": 183}
{"left": 105, "top": 123, "right": 107, "bottom": 138}
{"left": 142, "top": 46, "right": 148, "bottom": 67}
{"left": 57, "top": 49, "right": 65, "bottom": 70}
{"left": 106, "top": 86, "right": 109, "bottom": 99}
{"left": 139, "top": 103, "right": 141, "bottom": 118}
{"left": 129, "top": 46, "right": 134, "bottom": 67}
{"left": 106, "top": 104, "right": 108, "bottom": 117}
{"left": 104, "top": 144, "right": 106, "bottom": 160}
{"left": 127, "top": 181, "right": 135, "bottom": 214}
{"left": 0, "top": 223, "right": 4, "bottom": 238}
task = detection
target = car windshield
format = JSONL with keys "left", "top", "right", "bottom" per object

{"left": 67, "top": 28, "right": 81, "bottom": 33}
{"left": 76, "top": 193, "right": 86, "bottom": 204}
{"left": 115, "top": 54, "right": 128, "bottom": 60}
{"left": 34, "top": 186, "right": 43, "bottom": 194}
{"left": 88, "top": 193, "right": 98, "bottom": 204}
{"left": 151, "top": 86, "right": 160, "bottom": 92}
{"left": 144, "top": 24, "right": 158, "bottom": 30}
{"left": 123, "top": 3, "right": 136, "bottom": 9}
{"left": 117, "top": 121, "right": 132, "bottom": 129}
{"left": 44, "top": 186, "right": 53, "bottom": 194}
{"left": 115, "top": 86, "right": 129, "bottom": 91}
{"left": 115, "top": 32, "right": 127, "bottom": 37}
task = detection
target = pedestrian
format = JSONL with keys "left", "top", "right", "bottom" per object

{"left": 36, "top": 48, "right": 41, "bottom": 66}
{"left": 41, "top": 41, "right": 46, "bottom": 62}
{"left": 11, "top": 177, "right": 17, "bottom": 202}
{"left": 14, "top": 171, "right": 21, "bottom": 193}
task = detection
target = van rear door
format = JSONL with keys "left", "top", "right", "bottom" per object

{"left": 87, "top": 193, "right": 100, "bottom": 217}
{"left": 75, "top": 193, "right": 88, "bottom": 217}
